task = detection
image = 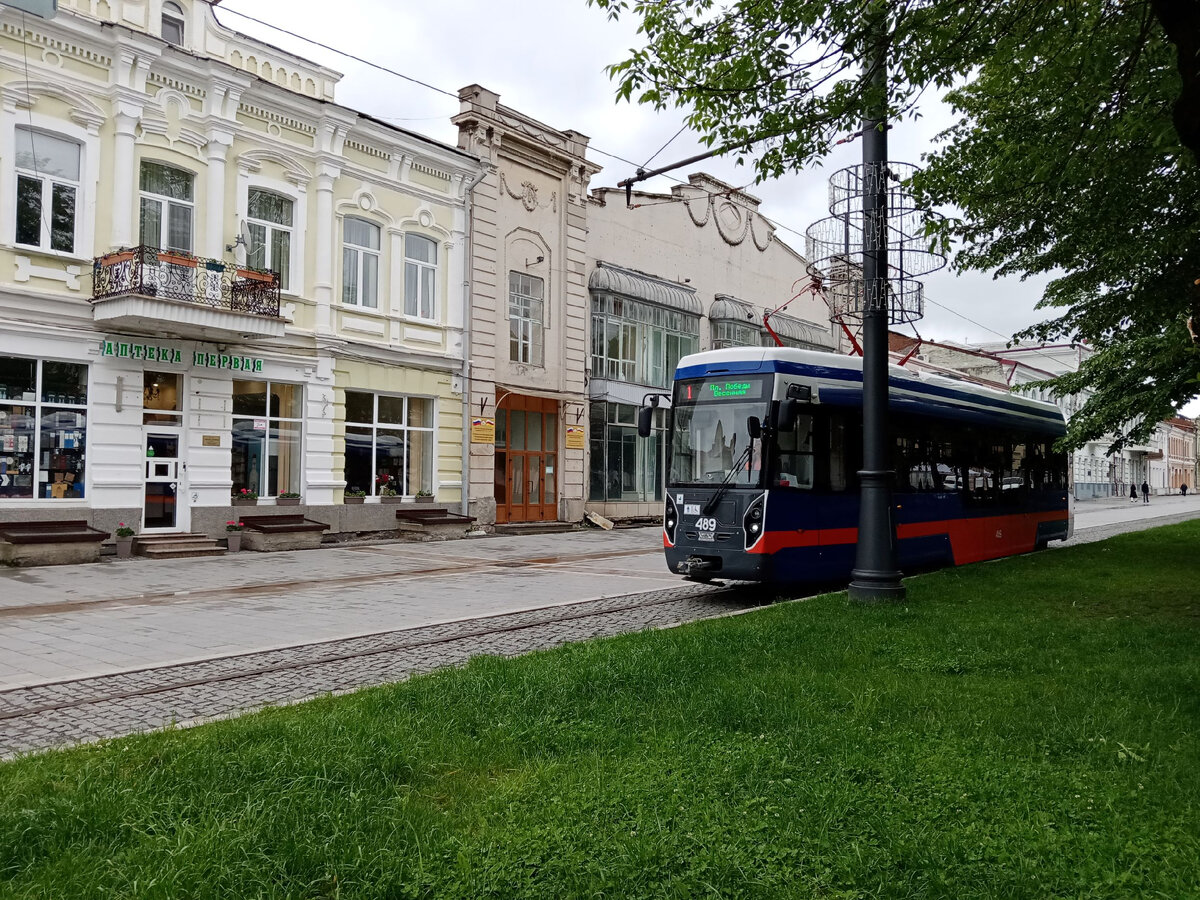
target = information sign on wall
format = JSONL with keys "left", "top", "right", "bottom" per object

{"left": 470, "top": 418, "right": 495, "bottom": 444}
{"left": 565, "top": 425, "right": 585, "bottom": 449}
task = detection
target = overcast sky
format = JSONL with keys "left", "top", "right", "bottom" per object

{"left": 216, "top": 0, "right": 1054, "bottom": 347}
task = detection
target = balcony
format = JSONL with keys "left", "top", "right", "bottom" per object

{"left": 90, "top": 246, "right": 287, "bottom": 341}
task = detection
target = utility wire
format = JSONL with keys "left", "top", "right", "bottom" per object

{"left": 216, "top": 3, "right": 1030, "bottom": 349}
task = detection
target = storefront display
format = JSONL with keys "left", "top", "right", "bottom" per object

{"left": 0, "top": 356, "right": 87, "bottom": 500}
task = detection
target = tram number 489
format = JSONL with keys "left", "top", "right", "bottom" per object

{"left": 695, "top": 517, "right": 718, "bottom": 533}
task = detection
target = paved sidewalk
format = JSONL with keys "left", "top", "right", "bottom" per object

{"left": 0, "top": 529, "right": 676, "bottom": 690}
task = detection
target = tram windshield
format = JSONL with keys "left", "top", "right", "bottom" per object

{"left": 669, "top": 374, "right": 772, "bottom": 487}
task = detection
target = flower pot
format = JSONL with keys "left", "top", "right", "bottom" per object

{"left": 344, "top": 496, "right": 365, "bottom": 504}
{"left": 380, "top": 494, "right": 402, "bottom": 504}
{"left": 276, "top": 497, "right": 301, "bottom": 506}
{"left": 416, "top": 495, "right": 435, "bottom": 504}
{"left": 233, "top": 498, "right": 258, "bottom": 507}
{"left": 115, "top": 537, "right": 133, "bottom": 559}
{"left": 226, "top": 533, "right": 242, "bottom": 552}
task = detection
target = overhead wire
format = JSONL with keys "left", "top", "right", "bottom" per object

{"left": 215, "top": 2, "right": 1033, "bottom": 350}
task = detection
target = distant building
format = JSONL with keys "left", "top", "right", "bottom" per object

{"left": 584, "top": 174, "right": 839, "bottom": 520}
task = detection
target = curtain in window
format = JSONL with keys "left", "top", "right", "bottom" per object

{"left": 140, "top": 162, "right": 193, "bottom": 201}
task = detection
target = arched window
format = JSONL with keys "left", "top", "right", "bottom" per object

{"left": 162, "top": 2, "right": 185, "bottom": 46}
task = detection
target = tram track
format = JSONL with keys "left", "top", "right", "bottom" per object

{"left": 0, "top": 581, "right": 780, "bottom": 757}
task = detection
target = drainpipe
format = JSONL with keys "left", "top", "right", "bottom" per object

{"left": 460, "top": 166, "right": 488, "bottom": 518}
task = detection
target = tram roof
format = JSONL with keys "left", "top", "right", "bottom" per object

{"left": 675, "top": 347, "right": 1067, "bottom": 435}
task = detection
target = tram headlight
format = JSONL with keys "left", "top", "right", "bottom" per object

{"left": 742, "top": 493, "right": 767, "bottom": 549}
{"left": 664, "top": 495, "right": 679, "bottom": 545}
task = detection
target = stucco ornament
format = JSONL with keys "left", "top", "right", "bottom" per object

{"left": 500, "top": 173, "right": 556, "bottom": 213}
{"left": 684, "top": 193, "right": 775, "bottom": 251}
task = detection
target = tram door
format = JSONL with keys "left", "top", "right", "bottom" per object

{"left": 495, "top": 395, "right": 558, "bottom": 523}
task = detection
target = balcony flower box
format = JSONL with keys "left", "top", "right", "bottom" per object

{"left": 99, "top": 250, "right": 136, "bottom": 266}
{"left": 157, "top": 251, "right": 197, "bottom": 268}
{"left": 236, "top": 268, "right": 276, "bottom": 283}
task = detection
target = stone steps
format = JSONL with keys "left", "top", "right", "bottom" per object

{"left": 135, "top": 533, "right": 226, "bottom": 559}
{"left": 492, "top": 521, "right": 580, "bottom": 536}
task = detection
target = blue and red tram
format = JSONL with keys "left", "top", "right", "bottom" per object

{"left": 644, "top": 348, "right": 1072, "bottom": 584}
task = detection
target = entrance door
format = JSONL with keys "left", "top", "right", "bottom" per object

{"left": 143, "top": 427, "right": 187, "bottom": 532}
{"left": 495, "top": 395, "right": 558, "bottom": 523}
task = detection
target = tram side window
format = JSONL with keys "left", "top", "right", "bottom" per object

{"left": 1029, "top": 440, "right": 1069, "bottom": 492}
{"left": 828, "top": 415, "right": 850, "bottom": 491}
{"left": 1002, "top": 442, "right": 1028, "bottom": 495}
{"left": 775, "top": 413, "right": 815, "bottom": 489}
{"left": 896, "top": 435, "right": 940, "bottom": 492}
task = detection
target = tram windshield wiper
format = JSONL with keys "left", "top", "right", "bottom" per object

{"left": 702, "top": 441, "right": 755, "bottom": 516}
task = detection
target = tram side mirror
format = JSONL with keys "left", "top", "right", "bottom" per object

{"left": 637, "top": 405, "right": 654, "bottom": 438}
{"left": 773, "top": 399, "right": 800, "bottom": 433}
{"left": 747, "top": 416, "right": 762, "bottom": 441}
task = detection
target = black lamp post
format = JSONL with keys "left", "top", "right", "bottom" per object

{"left": 847, "top": 24, "right": 906, "bottom": 604}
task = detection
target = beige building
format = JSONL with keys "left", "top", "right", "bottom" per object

{"left": 0, "top": 0, "right": 482, "bottom": 540}
{"left": 585, "top": 174, "right": 839, "bottom": 520}
{"left": 453, "top": 86, "right": 600, "bottom": 526}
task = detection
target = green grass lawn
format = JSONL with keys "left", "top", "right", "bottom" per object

{"left": 2, "top": 523, "right": 1198, "bottom": 899}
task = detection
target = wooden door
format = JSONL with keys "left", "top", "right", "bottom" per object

{"left": 495, "top": 395, "right": 558, "bottom": 523}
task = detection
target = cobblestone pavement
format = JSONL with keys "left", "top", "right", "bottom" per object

{"left": 3, "top": 499, "right": 1198, "bottom": 758}
{"left": 0, "top": 583, "right": 776, "bottom": 758}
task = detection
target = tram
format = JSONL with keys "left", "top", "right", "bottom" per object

{"left": 640, "top": 348, "right": 1072, "bottom": 584}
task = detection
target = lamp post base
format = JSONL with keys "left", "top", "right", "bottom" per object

{"left": 848, "top": 570, "right": 906, "bottom": 604}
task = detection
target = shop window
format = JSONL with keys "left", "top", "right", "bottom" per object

{"left": 139, "top": 161, "right": 194, "bottom": 253}
{"left": 231, "top": 381, "right": 302, "bottom": 498}
{"left": 0, "top": 356, "right": 87, "bottom": 500}
{"left": 404, "top": 234, "right": 437, "bottom": 319}
{"left": 162, "top": 1, "right": 185, "bottom": 45}
{"left": 342, "top": 217, "right": 380, "bottom": 308}
{"left": 509, "top": 272, "right": 544, "bottom": 365}
{"left": 14, "top": 127, "right": 80, "bottom": 255}
{"left": 247, "top": 189, "right": 293, "bottom": 291}
{"left": 142, "top": 371, "right": 182, "bottom": 424}
{"left": 343, "top": 390, "right": 433, "bottom": 497}
{"left": 588, "top": 401, "right": 664, "bottom": 503}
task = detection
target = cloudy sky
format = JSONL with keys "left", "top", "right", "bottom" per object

{"left": 216, "top": 0, "right": 1054, "bottom": 346}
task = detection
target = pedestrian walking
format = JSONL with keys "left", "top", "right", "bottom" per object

{"left": 1130, "top": 484, "right": 1139, "bottom": 503}
{"left": 1181, "top": 482, "right": 1189, "bottom": 497}
{"left": 1141, "top": 480, "right": 1150, "bottom": 503}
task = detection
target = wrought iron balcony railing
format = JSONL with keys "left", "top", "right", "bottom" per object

{"left": 92, "top": 246, "right": 281, "bottom": 317}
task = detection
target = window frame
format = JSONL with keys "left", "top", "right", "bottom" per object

{"left": 161, "top": 1, "right": 185, "bottom": 45}
{"left": 403, "top": 233, "right": 438, "bottom": 320}
{"left": 246, "top": 187, "right": 294, "bottom": 292}
{"left": 13, "top": 126, "right": 82, "bottom": 256}
{"left": 343, "top": 390, "right": 436, "bottom": 497}
{"left": 138, "top": 160, "right": 194, "bottom": 254}
{"left": 341, "top": 216, "right": 381, "bottom": 309}
{"left": 230, "top": 380, "right": 304, "bottom": 499}
{"left": 509, "top": 271, "right": 545, "bottom": 365}
{"left": 0, "top": 355, "right": 89, "bottom": 503}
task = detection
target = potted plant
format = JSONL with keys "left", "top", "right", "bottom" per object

{"left": 415, "top": 489, "right": 435, "bottom": 504}
{"left": 114, "top": 522, "right": 135, "bottom": 559}
{"left": 376, "top": 474, "right": 401, "bottom": 503}
{"left": 277, "top": 491, "right": 301, "bottom": 507}
{"left": 233, "top": 488, "right": 258, "bottom": 506}
{"left": 344, "top": 489, "right": 366, "bottom": 505}
{"left": 225, "top": 520, "right": 245, "bottom": 552}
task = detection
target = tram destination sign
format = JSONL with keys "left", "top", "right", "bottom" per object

{"left": 675, "top": 374, "right": 771, "bottom": 405}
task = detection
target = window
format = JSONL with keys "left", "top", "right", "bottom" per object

{"left": 588, "top": 401, "right": 665, "bottom": 502}
{"left": 231, "top": 381, "right": 302, "bottom": 498}
{"left": 342, "top": 217, "right": 380, "bottom": 308}
{"left": 247, "top": 189, "right": 293, "bottom": 291}
{"left": 404, "top": 234, "right": 437, "bottom": 319}
{"left": 344, "top": 391, "right": 433, "bottom": 497}
{"left": 162, "top": 1, "right": 185, "bottom": 45}
{"left": 0, "top": 357, "right": 88, "bottom": 500}
{"left": 14, "top": 127, "right": 80, "bottom": 254}
{"left": 139, "top": 161, "right": 193, "bottom": 253}
{"left": 591, "top": 293, "right": 699, "bottom": 388}
{"left": 509, "top": 272, "right": 545, "bottom": 364}
{"left": 712, "top": 320, "right": 761, "bottom": 350}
